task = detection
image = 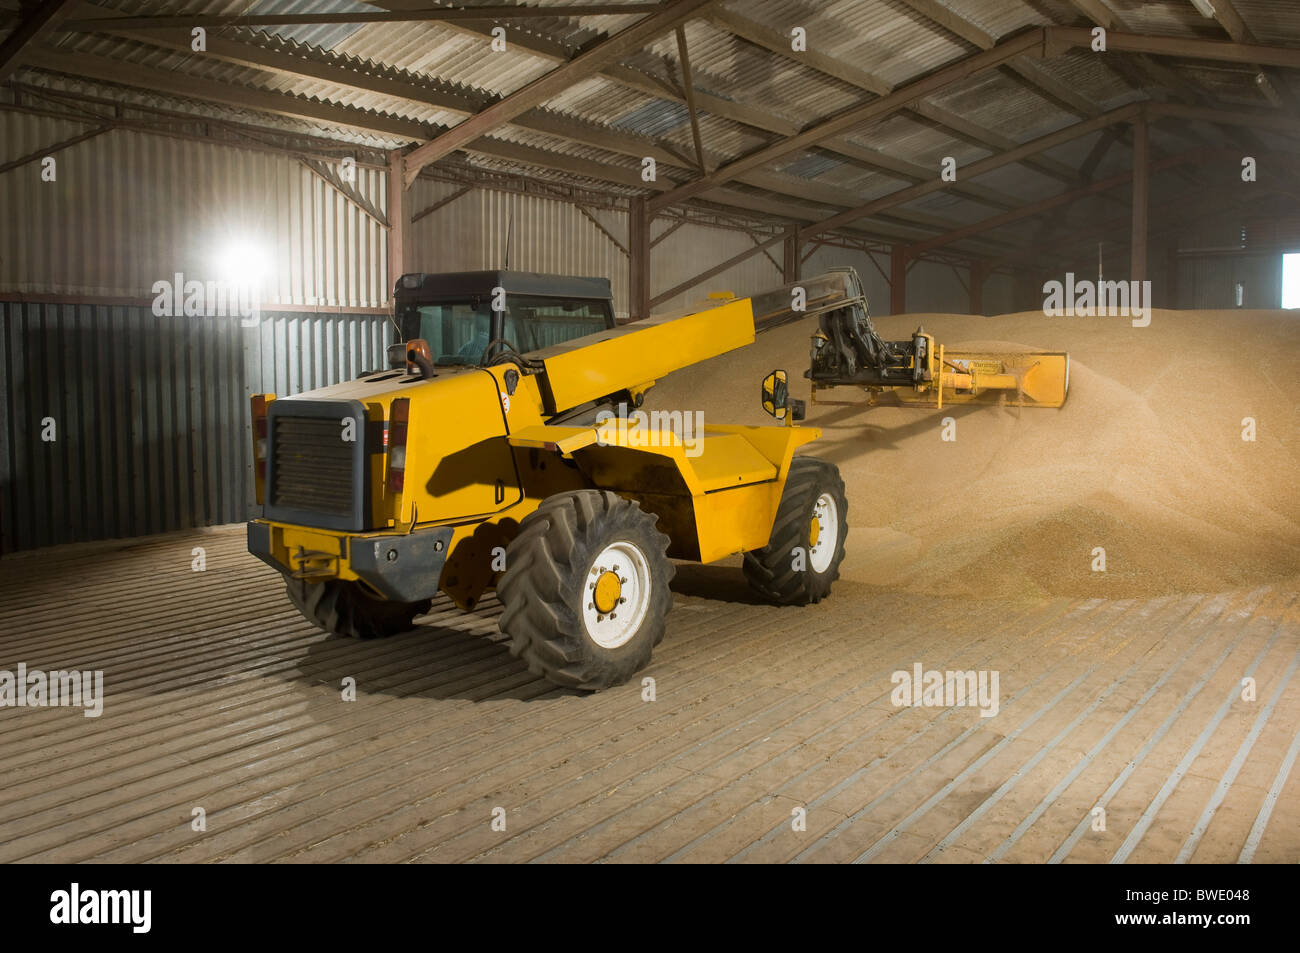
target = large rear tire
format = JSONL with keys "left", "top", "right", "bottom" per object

{"left": 497, "top": 490, "right": 673, "bottom": 691}
{"left": 743, "top": 457, "right": 848, "bottom": 605}
{"left": 285, "top": 578, "right": 430, "bottom": 639}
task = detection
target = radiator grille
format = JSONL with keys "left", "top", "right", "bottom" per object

{"left": 269, "top": 415, "right": 357, "bottom": 518}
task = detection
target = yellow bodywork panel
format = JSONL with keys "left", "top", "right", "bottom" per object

{"left": 384, "top": 369, "right": 523, "bottom": 525}
{"left": 693, "top": 481, "right": 786, "bottom": 562}
{"left": 559, "top": 422, "right": 820, "bottom": 563}
{"left": 687, "top": 435, "right": 778, "bottom": 491}
{"left": 506, "top": 424, "right": 602, "bottom": 455}
{"left": 686, "top": 425, "right": 821, "bottom": 561}
{"left": 702, "top": 424, "right": 821, "bottom": 474}
{"left": 533, "top": 297, "right": 756, "bottom": 414}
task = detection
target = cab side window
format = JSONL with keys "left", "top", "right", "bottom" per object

{"left": 506, "top": 296, "right": 608, "bottom": 352}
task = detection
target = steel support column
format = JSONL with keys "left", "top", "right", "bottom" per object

{"left": 783, "top": 225, "right": 801, "bottom": 282}
{"left": 890, "top": 245, "right": 909, "bottom": 314}
{"left": 1130, "top": 117, "right": 1149, "bottom": 283}
{"left": 386, "top": 149, "right": 409, "bottom": 300}
{"left": 970, "top": 260, "right": 987, "bottom": 315}
{"left": 1166, "top": 241, "right": 1180, "bottom": 309}
{"left": 629, "top": 196, "right": 651, "bottom": 320}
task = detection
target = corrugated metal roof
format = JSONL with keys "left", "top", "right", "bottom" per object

{"left": 7, "top": 0, "right": 1300, "bottom": 262}
{"left": 1234, "top": 0, "right": 1300, "bottom": 44}
{"left": 1021, "top": 48, "right": 1145, "bottom": 110}
{"left": 934, "top": 0, "right": 1048, "bottom": 38}
{"left": 460, "top": 151, "right": 643, "bottom": 197}
{"left": 610, "top": 99, "right": 689, "bottom": 137}
{"left": 782, "top": 151, "right": 848, "bottom": 180}
{"left": 488, "top": 123, "right": 638, "bottom": 169}
{"left": 252, "top": 0, "right": 372, "bottom": 50}
{"left": 17, "top": 69, "right": 406, "bottom": 149}
{"left": 1183, "top": 63, "right": 1277, "bottom": 107}
{"left": 338, "top": 21, "right": 558, "bottom": 98}
{"left": 1104, "top": 0, "right": 1218, "bottom": 37}
{"left": 657, "top": 18, "right": 864, "bottom": 125}
{"left": 47, "top": 29, "right": 470, "bottom": 128}
{"left": 881, "top": 112, "right": 985, "bottom": 168}
{"left": 714, "top": 0, "right": 966, "bottom": 89}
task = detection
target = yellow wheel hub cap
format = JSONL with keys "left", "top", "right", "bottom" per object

{"left": 808, "top": 515, "right": 820, "bottom": 549}
{"left": 593, "top": 570, "right": 623, "bottom": 614}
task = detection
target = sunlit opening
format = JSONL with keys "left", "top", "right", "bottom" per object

{"left": 1282, "top": 253, "right": 1300, "bottom": 308}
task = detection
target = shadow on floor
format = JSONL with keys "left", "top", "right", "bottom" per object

{"left": 292, "top": 615, "right": 579, "bottom": 703}
{"left": 669, "top": 562, "right": 769, "bottom": 606}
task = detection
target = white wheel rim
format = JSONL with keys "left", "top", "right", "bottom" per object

{"left": 582, "top": 541, "right": 652, "bottom": 649}
{"left": 808, "top": 493, "right": 838, "bottom": 574}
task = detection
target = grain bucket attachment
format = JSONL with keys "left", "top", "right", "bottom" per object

{"left": 759, "top": 267, "right": 1069, "bottom": 409}
{"left": 893, "top": 346, "right": 1070, "bottom": 409}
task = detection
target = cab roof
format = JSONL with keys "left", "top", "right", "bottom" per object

{"left": 394, "top": 270, "right": 612, "bottom": 301}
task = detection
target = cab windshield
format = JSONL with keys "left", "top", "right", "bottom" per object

{"left": 398, "top": 294, "right": 610, "bottom": 366}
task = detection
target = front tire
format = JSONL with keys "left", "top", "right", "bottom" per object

{"left": 497, "top": 490, "right": 673, "bottom": 691}
{"left": 285, "top": 578, "right": 430, "bottom": 639}
{"left": 743, "top": 457, "right": 848, "bottom": 605}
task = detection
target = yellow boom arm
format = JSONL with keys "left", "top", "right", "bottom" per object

{"left": 531, "top": 297, "right": 758, "bottom": 415}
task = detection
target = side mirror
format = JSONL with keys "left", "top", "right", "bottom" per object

{"left": 762, "top": 369, "right": 789, "bottom": 420}
{"left": 762, "top": 369, "right": 806, "bottom": 423}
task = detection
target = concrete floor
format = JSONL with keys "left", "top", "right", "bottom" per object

{"left": 1, "top": 525, "right": 1297, "bottom": 863}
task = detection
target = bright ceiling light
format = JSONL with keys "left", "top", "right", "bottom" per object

{"left": 1189, "top": 0, "right": 1217, "bottom": 18}
{"left": 215, "top": 240, "right": 271, "bottom": 284}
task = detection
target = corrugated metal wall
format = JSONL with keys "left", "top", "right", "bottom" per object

{"left": 1172, "top": 213, "right": 1288, "bottom": 309}
{"left": 407, "top": 183, "right": 987, "bottom": 320}
{"left": 408, "top": 180, "right": 631, "bottom": 314}
{"left": 650, "top": 221, "right": 783, "bottom": 315}
{"left": 0, "top": 113, "right": 388, "bottom": 308}
{"left": 1178, "top": 254, "right": 1282, "bottom": 310}
{"left": 803, "top": 244, "right": 1014, "bottom": 316}
{"left": 1049, "top": 221, "right": 1292, "bottom": 311}
{"left": 0, "top": 301, "right": 393, "bottom": 552}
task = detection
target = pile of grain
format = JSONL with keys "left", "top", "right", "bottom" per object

{"left": 644, "top": 307, "right": 1300, "bottom": 599}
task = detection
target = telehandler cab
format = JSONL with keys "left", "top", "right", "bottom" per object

{"left": 248, "top": 270, "right": 848, "bottom": 691}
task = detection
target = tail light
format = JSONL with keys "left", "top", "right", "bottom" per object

{"left": 251, "top": 394, "right": 274, "bottom": 504}
{"left": 387, "top": 398, "right": 410, "bottom": 494}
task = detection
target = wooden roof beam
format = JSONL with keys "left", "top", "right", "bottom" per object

{"left": 401, "top": 0, "right": 718, "bottom": 185}
{"left": 59, "top": 5, "right": 667, "bottom": 30}
{"left": 0, "top": 0, "right": 75, "bottom": 81}
{"left": 1044, "top": 27, "right": 1300, "bottom": 70}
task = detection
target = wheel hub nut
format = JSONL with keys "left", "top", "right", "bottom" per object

{"left": 593, "top": 570, "right": 622, "bottom": 615}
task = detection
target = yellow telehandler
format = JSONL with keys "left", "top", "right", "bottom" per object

{"left": 248, "top": 267, "right": 1067, "bottom": 691}
{"left": 248, "top": 270, "right": 847, "bottom": 690}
